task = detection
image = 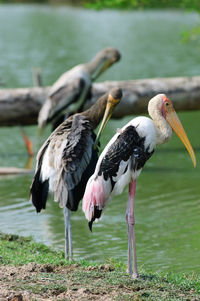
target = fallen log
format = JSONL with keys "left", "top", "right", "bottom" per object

{"left": 0, "top": 167, "right": 33, "bottom": 175}
{"left": 0, "top": 76, "right": 200, "bottom": 126}
{"left": 0, "top": 87, "right": 49, "bottom": 126}
{"left": 90, "top": 76, "right": 200, "bottom": 118}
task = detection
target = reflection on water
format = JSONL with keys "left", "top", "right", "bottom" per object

{"left": 0, "top": 5, "right": 200, "bottom": 273}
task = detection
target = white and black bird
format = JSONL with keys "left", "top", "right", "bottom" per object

{"left": 82, "top": 94, "right": 196, "bottom": 278}
{"left": 38, "top": 48, "right": 121, "bottom": 131}
{"left": 30, "top": 88, "right": 122, "bottom": 259}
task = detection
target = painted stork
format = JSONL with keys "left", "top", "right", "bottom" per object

{"left": 30, "top": 87, "right": 122, "bottom": 259}
{"left": 82, "top": 94, "right": 196, "bottom": 278}
{"left": 38, "top": 48, "right": 120, "bottom": 131}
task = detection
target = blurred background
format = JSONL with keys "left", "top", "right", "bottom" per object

{"left": 0, "top": 0, "right": 200, "bottom": 274}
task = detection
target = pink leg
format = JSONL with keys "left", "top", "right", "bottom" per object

{"left": 126, "top": 180, "right": 138, "bottom": 278}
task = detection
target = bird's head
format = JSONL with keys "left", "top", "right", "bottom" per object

{"left": 90, "top": 48, "right": 121, "bottom": 80}
{"left": 103, "top": 47, "right": 121, "bottom": 64}
{"left": 93, "top": 87, "right": 122, "bottom": 148}
{"left": 105, "top": 87, "right": 122, "bottom": 118}
{"left": 148, "top": 94, "right": 196, "bottom": 167}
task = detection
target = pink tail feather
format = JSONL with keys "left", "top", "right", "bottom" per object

{"left": 82, "top": 175, "right": 111, "bottom": 222}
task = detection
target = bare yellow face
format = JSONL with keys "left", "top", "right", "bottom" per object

{"left": 162, "top": 95, "right": 196, "bottom": 168}
{"left": 108, "top": 93, "right": 121, "bottom": 107}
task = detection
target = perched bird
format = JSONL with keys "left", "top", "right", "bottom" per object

{"left": 30, "top": 87, "right": 122, "bottom": 259}
{"left": 38, "top": 48, "right": 121, "bottom": 131}
{"left": 82, "top": 94, "right": 196, "bottom": 278}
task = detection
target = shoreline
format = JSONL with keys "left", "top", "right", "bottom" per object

{"left": 1, "top": 232, "right": 200, "bottom": 300}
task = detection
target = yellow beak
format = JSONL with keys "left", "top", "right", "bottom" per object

{"left": 93, "top": 89, "right": 122, "bottom": 149}
{"left": 166, "top": 110, "right": 196, "bottom": 167}
{"left": 93, "top": 100, "right": 115, "bottom": 149}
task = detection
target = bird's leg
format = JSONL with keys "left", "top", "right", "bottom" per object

{"left": 20, "top": 127, "right": 34, "bottom": 157}
{"left": 126, "top": 180, "right": 138, "bottom": 279}
{"left": 126, "top": 215, "right": 133, "bottom": 275}
{"left": 68, "top": 209, "right": 73, "bottom": 260}
{"left": 64, "top": 207, "right": 69, "bottom": 259}
{"left": 64, "top": 207, "right": 73, "bottom": 260}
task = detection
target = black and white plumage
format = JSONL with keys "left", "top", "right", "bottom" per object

{"left": 83, "top": 94, "right": 196, "bottom": 278}
{"left": 38, "top": 48, "right": 121, "bottom": 130}
{"left": 98, "top": 126, "right": 154, "bottom": 188}
{"left": 30, "top": 87, "right": 122, "bottom": 259}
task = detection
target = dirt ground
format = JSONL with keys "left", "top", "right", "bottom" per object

{"left": 0, "top": 263, "right": 131, "bottom": 301}
{"left": 1, "top": 261, "right": 199, "bottom": 301}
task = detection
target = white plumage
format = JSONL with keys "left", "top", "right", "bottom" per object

{"left": 82, "top": 93, "right": 196, "bottom": 278}
{"left": 83, "top": 116, "right": 157, "bottom": 220}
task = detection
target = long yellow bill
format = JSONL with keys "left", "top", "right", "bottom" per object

{"left": 93, "top": 88, "right": 122, "bottom": 149}
{"left": 166, "top": 110, "right": 196, "bottom": 167}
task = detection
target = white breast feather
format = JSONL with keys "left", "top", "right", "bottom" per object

{"left": 125, "top": 116, "right": 156, "bottom": 153}
{"left": 40, "top": 147, "right": 56, "bottom": 192}
{"left": 112, "top": 162, "right": 132, "bottom": 196}
{"left": 40, "top": 138, "right": 67, "bottom": 193}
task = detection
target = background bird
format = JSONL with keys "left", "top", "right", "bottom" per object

{"left": 30, "top": 87, "right": 122, "bottom": 259}
{"left": 82, "top": 94, "right": 196, "bottom": 278}
{"left": 38, "top": 47, "right": 121, "bottom": 131}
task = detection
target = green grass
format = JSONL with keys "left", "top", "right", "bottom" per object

{"left": 1, "top": 232, "right": 200, "bottom": 300}
{"left": 0, "top": 232, "right": 67, "bottom": 265}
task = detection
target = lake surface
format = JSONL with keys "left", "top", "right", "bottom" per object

{"left": 0, "top": 4, "right": 200, "bottom": 274}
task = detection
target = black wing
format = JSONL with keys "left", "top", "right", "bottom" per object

{"left": 30, "top": 138, "right": 51, "bottom": 213}
{"left": 55, "top": 114, "right": 98, "bottom": 210}
{"left": 31, "top": 115, "right": 77, "bottom": 213}
{"left": 62, "top": 114, "right": 95, "bottom": 189}
{"left": 89, "top": 125, "right": 154, "bottom": 228}
{"left": 98, "top": 125, "right": 154, "bottom": 186}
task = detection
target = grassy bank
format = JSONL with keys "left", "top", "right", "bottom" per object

{"left": 0, "top": 232, "right": 200, "bottom": 300}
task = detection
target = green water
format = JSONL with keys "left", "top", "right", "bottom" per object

{"left": 0, "top": 5, "right": 200, "bottom": 273}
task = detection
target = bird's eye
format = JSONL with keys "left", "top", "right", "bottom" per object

{"left": 165, "top": 102, "right": 169, "bottom": 106}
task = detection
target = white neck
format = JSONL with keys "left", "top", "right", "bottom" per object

{"left": 148, "top": 99, "right": 172, "bottom": 145}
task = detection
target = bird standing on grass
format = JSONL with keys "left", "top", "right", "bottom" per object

{"left": 38, "top": 48, "right": 121, "bottom": 131}
{"left": 82, "top": 94, "right": 196, "bottom": 278}
{"left": 30, "top": 88, "right": 122, "bottom": 259}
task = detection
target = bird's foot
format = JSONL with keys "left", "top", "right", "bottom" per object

{"left": 132, "top": 272, "right": 139, "bottom": 279}
{"left": 65, "top": 254, "right": 73, "bottom": 262}
{"left": 126, "top": 268, "right": 139, "bottom": 279}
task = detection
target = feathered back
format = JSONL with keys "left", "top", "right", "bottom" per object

{"left": 54, "top": 114, "right": 97, "bottom": 208}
